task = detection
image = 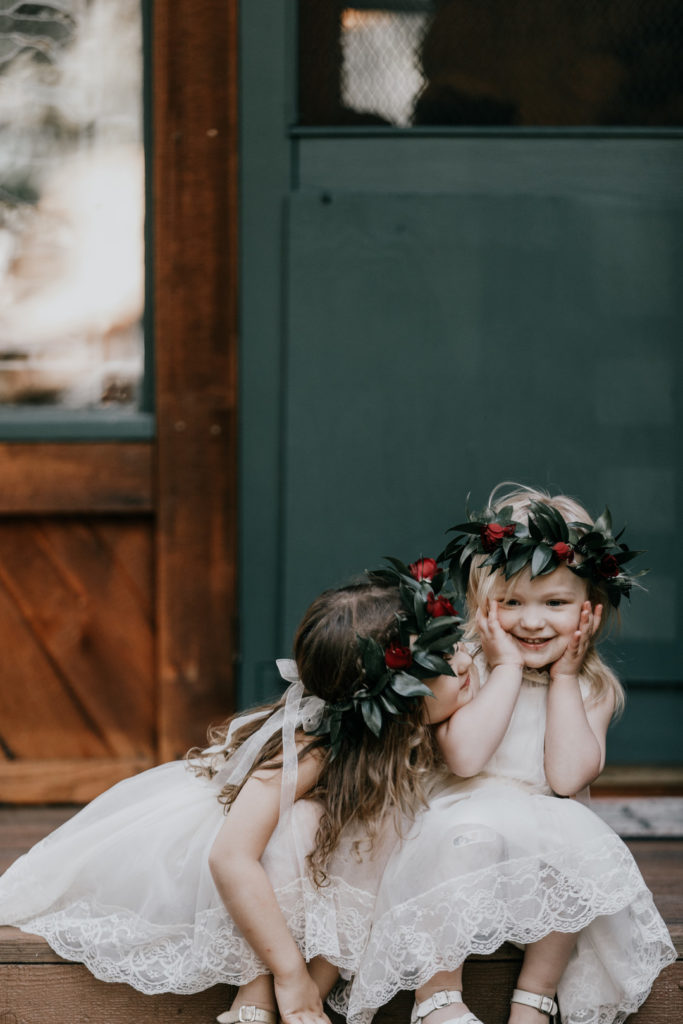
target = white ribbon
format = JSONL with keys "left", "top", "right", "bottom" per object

{"left": 211, "top": 660, "right": 325, "bottom": 806}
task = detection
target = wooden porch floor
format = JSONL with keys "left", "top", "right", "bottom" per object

{"left": 1, "top": 803, "right": 682, "bottom": 1023}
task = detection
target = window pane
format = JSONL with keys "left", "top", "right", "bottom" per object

{"left": 0, "top": 1, "right": 144, "bottom": 409}
{"left": 299, "top": 0, "right": 683, "bottom": 128}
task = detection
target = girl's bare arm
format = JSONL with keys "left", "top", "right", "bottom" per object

{"left": 208, "top": 750, "right": 332, "bottom": 1024}
{"left": 544, "top": 601, "right": 613, "bottom": 795}
{"left": 437, "top": 602, "right": 524, "bottom": 776}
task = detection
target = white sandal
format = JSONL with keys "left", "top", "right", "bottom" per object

{"left": 411, "top": 989, "right": 484, "bottom": 1024}
{"left": 511, "top": 989, "right": 559, "bottom": 1022}
{"left": 217, "top": 1008, "right": 277, "bottom": 1024}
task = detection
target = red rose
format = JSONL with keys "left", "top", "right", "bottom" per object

{"left": 599, "top": 555, "right": 620, "bottom": 578}
{"left": 426, "top": 593, "right": 458, "bottom": 618}
{"left": 481, "top": 522, "right": 515, "bottom": 552}
{"left": 409, "top": 557, "right": 439, "bottom": 581}
{"left": 385, "top": 644, "right": 413, "bottom": 670}
{"left": 552, "top": 541, "right": 574, "bottom": 562}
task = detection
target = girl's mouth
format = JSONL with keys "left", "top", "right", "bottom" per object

{"left": 460, "top": 673, "right": 470, "bottom": 689}
{"left": 514, "top": 636, "right": 553, "bottom": 648}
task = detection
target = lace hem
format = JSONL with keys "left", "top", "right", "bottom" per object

{"left": 332, "top": 834, "right": 676, "bottom": 1024}
{"left": 7, "top": 873, "right": 377, "bottom": 995}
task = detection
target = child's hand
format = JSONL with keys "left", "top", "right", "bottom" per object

{"left": 477, "top": 601, "right": 524, "bottom": 669}
{"left": 274, "top": 966, "right": 332, "bottom": 1024}
{"left": 549, "top": 601, "right": 602, "bottom": 680}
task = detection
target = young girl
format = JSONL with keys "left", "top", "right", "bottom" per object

{"left": 0, "top": 563, "right": 468, "bottom": 1024}
{"left": 337, "top": 486, "right": 675, "bottom": 1024}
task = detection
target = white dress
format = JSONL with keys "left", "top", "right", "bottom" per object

{"left": 0, "top": 672, "right": 384, "bottom": 995}
{"left": 334, "top": 662, "right": 677, "bottom": 1024}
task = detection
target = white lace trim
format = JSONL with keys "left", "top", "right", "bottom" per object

{"left": 330, "top": 833, "right": 676, "bottom": 1024}
{"left": 9, "top": 874, "right": 377, "bottom": 995}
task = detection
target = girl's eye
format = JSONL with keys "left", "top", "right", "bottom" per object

{"left": 501, "top": 599, "right": 520, "bottom": 607}
{"left": 547, "top": 599, "right": 567, "bottom": 607}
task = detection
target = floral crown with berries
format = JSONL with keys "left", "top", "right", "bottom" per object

{"left": 440, "top": 500, "right": 645, "bottom": 608}
{"left": 306, "top": 556, "right": 463, "bottom": 757}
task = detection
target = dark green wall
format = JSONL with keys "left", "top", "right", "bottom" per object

{"left": 239, "top": 2, "right": 683, "bottom": 762}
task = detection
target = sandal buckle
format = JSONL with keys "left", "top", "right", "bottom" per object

{"left": 539, "top": 997, "right": 554, "bottom": 1016}
{"left": 239, "top": 1009, "right": 257, "bottom": 1022}
{"left": 433, "top": 993, "right": 449, "bottom": 1010}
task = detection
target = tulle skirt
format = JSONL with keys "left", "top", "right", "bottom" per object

{"left": 331, "top": 775, "right": 676, "bottom": 1024}
{"left": 0, "top": 761, "right": 381, "bottom": 994}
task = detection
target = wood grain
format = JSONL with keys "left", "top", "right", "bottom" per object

{"left": 0, "top": 517, "right": 155, "bottom": 802}
{"left": 153, "top": 0, "right": 239, "bottom": 758}
{"left": 0, "top": 443, "right": 152, "bottom": 513}
{"left": 0, "top": 759, "right": 152, "bottom": 805}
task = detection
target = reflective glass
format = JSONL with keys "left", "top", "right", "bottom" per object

{"left": 299, "top": 1, "right": 683, "bottom": 128}
{"left": 0, "top": 0, "right": 144, "bottom": 409}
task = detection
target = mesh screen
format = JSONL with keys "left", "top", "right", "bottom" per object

{"left": 298, "top": 0, "right": 683, "bottom": 127}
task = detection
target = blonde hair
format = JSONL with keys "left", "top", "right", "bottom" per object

{"left": 465, "top": 483, "right": 625, "bottom": 716}
{"left": 190, "top": 582, "right": 439, "bottom": 885}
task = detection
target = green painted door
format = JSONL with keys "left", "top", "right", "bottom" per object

{"left": 239, "top": 2, "right": 683, "bottom": 765}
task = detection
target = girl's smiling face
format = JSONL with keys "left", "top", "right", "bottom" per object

{"left": 491, "top": 564, "right": 590, "bottom": 669}
{"left": 424, "top": 643, "right": 479, "bottom": 723}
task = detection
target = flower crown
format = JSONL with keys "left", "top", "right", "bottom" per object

{"left": 306, "top": 556, "right": 463, "bottom": 757}
{"left": 440, "top": 500, "right": 645, "bottom": 608}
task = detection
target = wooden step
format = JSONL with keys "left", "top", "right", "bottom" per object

{"left": 1, "top": 807, "right": 681, "bottom": 1023}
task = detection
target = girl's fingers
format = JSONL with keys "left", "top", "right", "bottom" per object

{"left": 591, "top": 602, "right": 603, "bottom": 636}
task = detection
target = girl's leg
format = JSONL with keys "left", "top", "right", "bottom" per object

{"left": 509, "top": 931, "right": 578, "bottom": 1024}
{"left": 308, "top": 955, "right": 340, "bottom": 1000}
{"left": 415, "top": 967, "right": 472, "bottom": 1023}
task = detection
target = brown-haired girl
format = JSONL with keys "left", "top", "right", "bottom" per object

{"left": 0, "top": 567, "right": 469, "bottom": 1024}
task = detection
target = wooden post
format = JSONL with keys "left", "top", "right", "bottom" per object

{"left": 153, "top": 0, "right": 239, "bottom": 759}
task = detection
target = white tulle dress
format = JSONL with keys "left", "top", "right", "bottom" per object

{"left": 331, "top": 657, "right": 676, "bottom": 1024}
{"left": 0, "top": 662, "right": 385, "bottom": 995}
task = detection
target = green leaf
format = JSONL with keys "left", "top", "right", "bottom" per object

{"left": 391, "top": 672, "right": 434, "bottom": 698}
{"left": 366, "top": 569, "right": 397, "bottom": 586}
{"left": 360, "top": 698, "right": 383, "bottom": 737}
{"left": 506, "top": 547, "right": 532, "bottom": 577}
{"left": 379, "top": 692, "right": 401, "bottom": 715}
{"left": 357, "top": 635, "right": 386, "bottom": 678}
{"left": 593, "top": 507, "right": 613, "bottom": 537}
{"left": 412, "top": 649, "right": 453, "bottom": 675}
{"left": 383, "top": 556, "right": 413, "bottom": 576}
{"left": 528, "top": 517, "right": 543, "bottom": 541}
{"left": 531, "top": 543, "right": 553, "bottom": 577}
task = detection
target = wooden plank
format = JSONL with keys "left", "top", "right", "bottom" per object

{"left": 0, "top": 948, "right": 679, "bottom": 1024}
{"left": 0, "top": 443, "right": 152, "bottom": 513}
{"left": 0, "top": 520, "right": 154, "bottom": 759}
{"left": 0, "top": 964, "right": 232, "bottom": 1022}
{"left": 594, "top": 765, "right": 683, "bottom": 795}
{"left": 153, "top": 0, "right": 239, "bottom": 759}
{"left": 0, "top": 759, "right": 152, "bottom": 805}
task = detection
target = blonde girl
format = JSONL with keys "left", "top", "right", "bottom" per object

{"left": 0, "top": 564, "right": 468, "bottom": 1024}
{"left": 341, "top": 486, "right": 675, "bottom": 1024}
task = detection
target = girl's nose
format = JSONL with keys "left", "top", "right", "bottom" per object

{"left": 519, "top": 606, "right": 544, "bottom": 630}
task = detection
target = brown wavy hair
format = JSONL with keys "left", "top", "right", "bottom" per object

{"left": 189, "top": 582, "right": 440, "bottom": 884}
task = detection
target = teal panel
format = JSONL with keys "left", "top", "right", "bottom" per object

{"left": 237, "top": 0, "right": 294, "bottom": 705}
{"left": 282, "top": 190, "right": 681, "bottom": 761}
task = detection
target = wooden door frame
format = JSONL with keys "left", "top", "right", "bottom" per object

{"left": 153, "top": 0, "right": 239, "bottom": 759}
{"left": 0, "top": 0, "right": 239, "bottom": 799}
